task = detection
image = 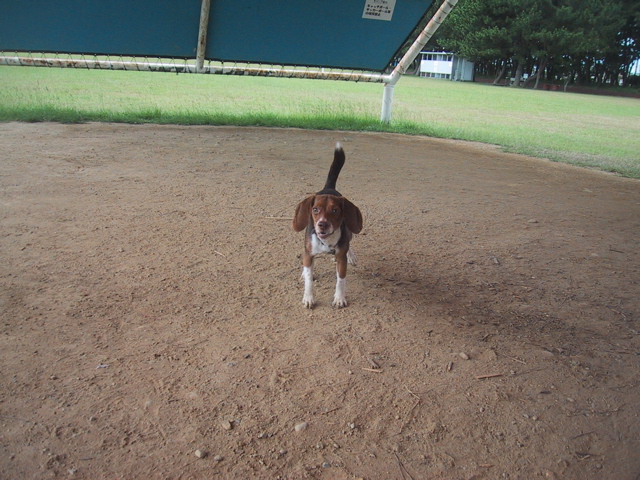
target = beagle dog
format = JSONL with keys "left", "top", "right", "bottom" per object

{"left": 293, "top": 143, "right": 363, "bottom": 308}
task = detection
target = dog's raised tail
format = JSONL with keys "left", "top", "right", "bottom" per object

{"left": 323, "top": 142, "right": 346, "bottom": 191}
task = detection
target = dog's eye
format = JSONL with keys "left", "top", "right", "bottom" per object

{"left": 312, "top": 207, "right": 320, "bottom": 214}
{"left": 332, "top": 208, "right": 340, "bottom": 214}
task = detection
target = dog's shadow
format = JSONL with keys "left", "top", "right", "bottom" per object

{"left": 348, "top": 250, "right": 444, "bottom": 312}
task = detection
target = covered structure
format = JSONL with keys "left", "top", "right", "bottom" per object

{"left": 0, "top": 0, "right": 459, "bottom": 121}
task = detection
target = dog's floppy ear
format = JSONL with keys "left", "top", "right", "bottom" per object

{"left": 342, "top": 198, "right": 363, "bottom": 234}
{"left": 292, "top": 196, "right": 315, "bottom": 232}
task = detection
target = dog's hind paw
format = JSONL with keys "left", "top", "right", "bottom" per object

{"left": 347, "top": 249, "right": 358, "bottom": 267}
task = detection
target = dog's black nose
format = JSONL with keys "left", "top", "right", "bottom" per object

{"left": 317, "top": 221, "right": 329, "bottom": 232}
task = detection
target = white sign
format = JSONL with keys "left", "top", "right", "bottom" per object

{"left": 362, "top": 0, "right": 396, "bottom": 21}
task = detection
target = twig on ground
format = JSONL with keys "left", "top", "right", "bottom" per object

{"left": 404, "top": 385, "right": 420, "bottom": 400}
{"left": 576, "top": 452, "right": 599, "bottom": 460}
{"left": 321, "top": 406, "right": 342, "bottom": 415}
{"left": 476, "top": 373, "right": 503, "bottom": 379}
{"left": 571, "top": 431, "right": 595, "bottom": 440}
{"left": 498, "top": 352, "right": 527, "bottom": 364}
{"left": 512, "top": 367, "right": 547, "bottom": 377}
{"left": 394, "top": 452, "right": 415, "bottom": 480}
{"left": 366, "top": 356, "right": 380, "bottom": 369}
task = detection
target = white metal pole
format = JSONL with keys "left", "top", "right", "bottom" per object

{"left": 380, "top": 84, "right": 395, "bottom": 124}
{"left": 380, "top": 0, "right": 458, "bottom": 123}
{"left": 196, "top": 0, "right": 211, "bottom": 73}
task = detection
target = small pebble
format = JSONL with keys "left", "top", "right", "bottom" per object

{"left": 294, "top": 422, "right": 308, "bottom": 432}
{"left": 322, "top": 462, "right": 331, "bottom": 468}
{"left": 220, "top": 420, "right": 232, "bottom": 431}
{"left": 459, "top": 352, "right": 470, "bottom": 360}
{"left": 194, "top": 449, "right": 206, "bottom": 459}
{"left": 213, "top": 455, "right": 223, "bottom": 462}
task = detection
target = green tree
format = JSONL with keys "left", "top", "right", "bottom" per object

{"left": 433, "top": 0, "right": 637, "bottom": 87}
{"left": 436, "top": 0, "right": 543, "bottom": 85}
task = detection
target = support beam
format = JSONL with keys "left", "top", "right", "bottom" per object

{"left": 0, "top": 55, "right": 387, "bottom": 82}
{"left": 380, "top": 0, "right": 458, "bottom": 123}
{"left": 196, "top": 0, "right": 211, "bottom": 73}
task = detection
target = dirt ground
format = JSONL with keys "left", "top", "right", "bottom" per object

{"left": 1, "top": 122, "right": 639, "bottom": 480}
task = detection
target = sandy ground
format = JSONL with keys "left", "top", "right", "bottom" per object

{"left": 1, "top": 122, "right": 639, "bottom": 480}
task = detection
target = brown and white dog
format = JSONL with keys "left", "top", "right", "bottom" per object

{"left": 293, "top": 143, "right": 363, "bottom": 308}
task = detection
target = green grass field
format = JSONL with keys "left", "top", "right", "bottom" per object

{"left": 1, "top": 65, "right": 639, "bottom": 178}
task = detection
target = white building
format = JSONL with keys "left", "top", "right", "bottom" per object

{"left": 419, "top": 51, "right": 474, "bottom": 81}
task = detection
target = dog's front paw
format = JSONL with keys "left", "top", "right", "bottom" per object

{"left": 302, "top": 293, "right": 316, "bottom": 309}
{"left": 332, "top": 294, "right": 348, "bottom": 308}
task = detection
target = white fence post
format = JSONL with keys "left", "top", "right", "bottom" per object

{"left": 380, "top": 83, "right": 395, "bottom": 124}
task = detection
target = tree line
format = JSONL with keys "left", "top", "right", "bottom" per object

{"left": 421, "top": 0, "right": 640, "bottom": 88}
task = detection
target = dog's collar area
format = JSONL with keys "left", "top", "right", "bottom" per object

{"left": 311, "top": 228, "right": 341, "bottom": 254}
{"left": 316, "top": 234, "right": 337, "bottom": 252}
